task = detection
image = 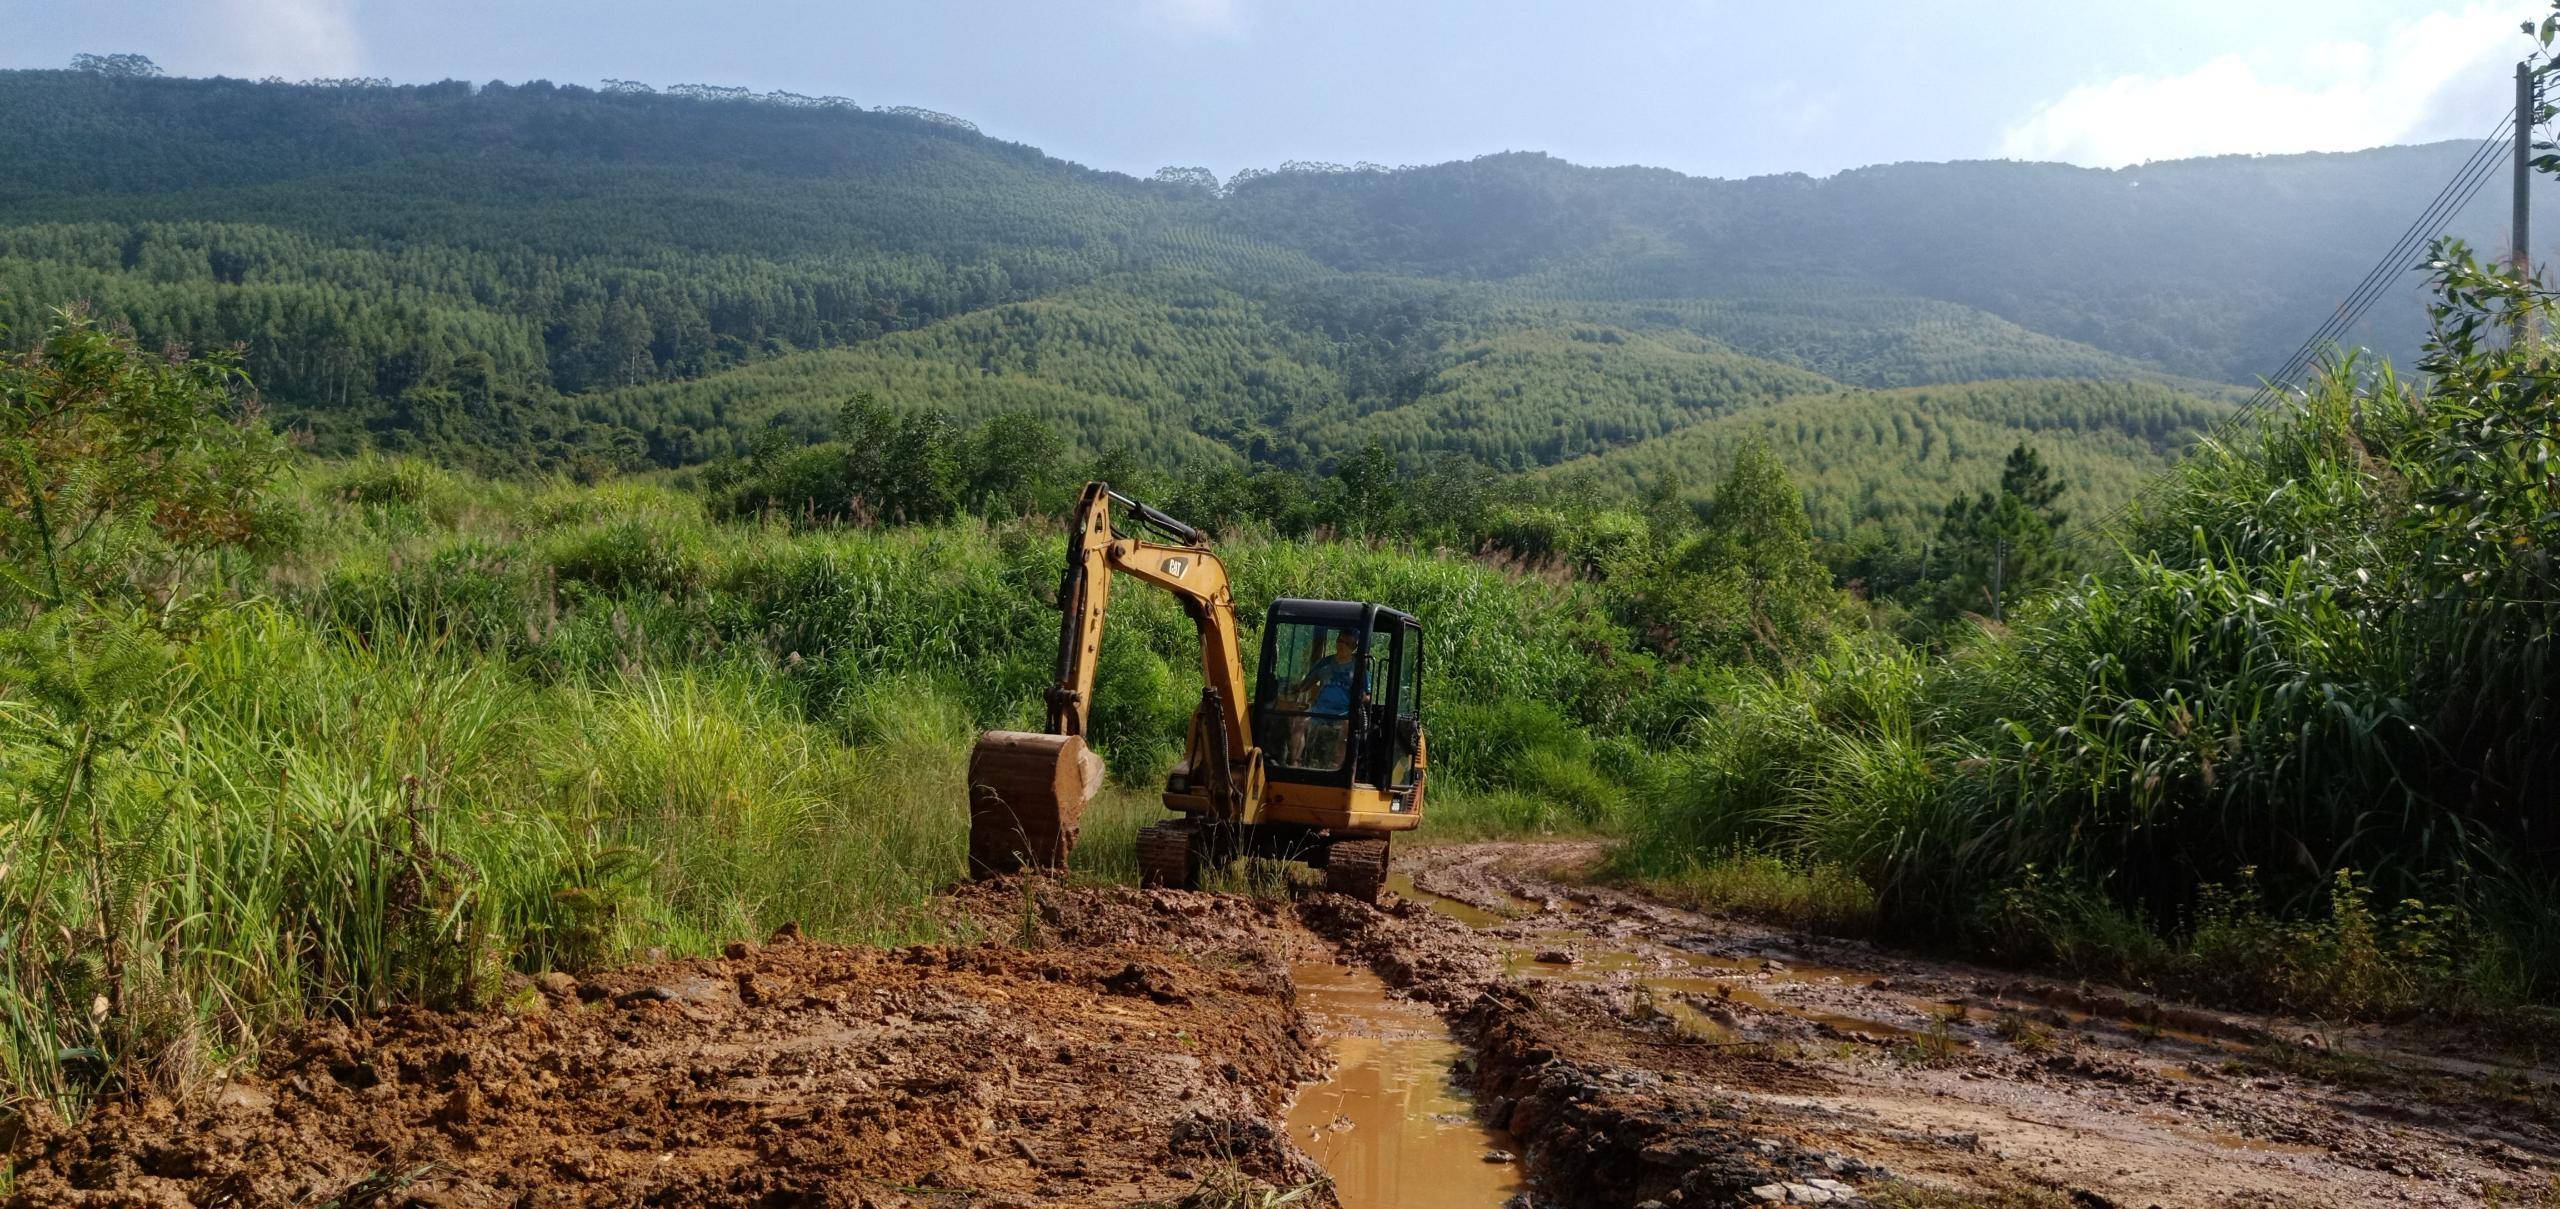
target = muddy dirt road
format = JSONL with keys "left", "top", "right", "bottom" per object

{"left": 9, "top": 842, "right": 2555, "bottom": 1208}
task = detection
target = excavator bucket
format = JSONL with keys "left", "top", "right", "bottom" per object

{"left": 966, "top": 731, "right": 1104, "bottom": 877}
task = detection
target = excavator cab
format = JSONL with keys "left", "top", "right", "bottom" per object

{"left": 1251, "top": 600, "right": 1424, "bottom": 808}
{"left": 1149, "top": 598, "right": 1430, "bottom": 900}
{"left": 966, "top": 482, "right": 1427, "bottom": 901}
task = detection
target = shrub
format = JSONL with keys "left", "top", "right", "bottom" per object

{"left": 545, "top": 518, "right": 713, "bottom": 595}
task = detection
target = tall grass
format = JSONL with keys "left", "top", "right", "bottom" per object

{"left": 1619, "top": 351, "right": 2560, "bottom": 1013}
{"left": 3, "top": 454, "right": 1638, "bottom": 1117}
{"left": 0, "top": 598, "right": 1014, "bottom": 1116}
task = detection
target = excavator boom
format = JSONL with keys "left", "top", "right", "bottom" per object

{"left": 966, "top": 483, "right": 1254, "bottom": 876}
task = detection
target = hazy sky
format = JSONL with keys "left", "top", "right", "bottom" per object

{"left": 1, "top": 1, "right": 2544, "bottom": 181}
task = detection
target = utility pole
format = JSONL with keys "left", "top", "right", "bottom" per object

{"left": 2519, "top": 59, "right": 2537, "bottom": 349}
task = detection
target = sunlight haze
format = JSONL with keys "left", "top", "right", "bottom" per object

{"left": 1, "top": 0, "right": 2541, "bottom": 179}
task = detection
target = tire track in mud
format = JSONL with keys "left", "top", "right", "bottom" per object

{"left": 9, "top": 848, "right": 2556, "bottom": 1208}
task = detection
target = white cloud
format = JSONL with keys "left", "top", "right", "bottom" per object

{"left": 2001, "top": 3, "right": 2537, "bottom": 166}
{"left": 202, "top": 0, "right": 365, "bottom": 79}
{"left": 1141, "top": 0, "right": 1245, "bottom": 39}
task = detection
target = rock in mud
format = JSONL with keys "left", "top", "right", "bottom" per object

{"left": 433, "top": 1083, "right": 478, "bottom": 1126}
{"left": 211, "top": 1083, "right": 273, "bottom": 1114}
{"left": 1103, "top": 960, "right": 1189, "bottom": 1003}
{"left": 1750, "top": 1180, "right": 1867, "bottom": 1204}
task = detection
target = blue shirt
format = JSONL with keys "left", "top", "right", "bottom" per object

{"left": 1309, "top": 655, "right": 1358, "bottom": 716}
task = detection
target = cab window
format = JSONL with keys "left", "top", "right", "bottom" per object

{"left": 1262, "top": 621, "right": 1361, "bottom": 771}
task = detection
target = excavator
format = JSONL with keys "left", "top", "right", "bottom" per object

{"left": 965, "top": 481, "right": 1427, "bottom": 901}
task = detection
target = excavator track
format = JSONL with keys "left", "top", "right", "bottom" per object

{"left": 1136, "top": 822, "right": 1199, "bottom": 890}
{"left": 1324, "top": 837, "right": 1390, "bottom": 902}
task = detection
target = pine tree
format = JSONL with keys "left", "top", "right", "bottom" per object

{"left": 1921, "top": 442, "right": 2067, "bottom": 624}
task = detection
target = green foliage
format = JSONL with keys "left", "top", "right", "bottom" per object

{"left": 1619, "top": 442, "right": 1849, "bottom": 666}
{"left": 1916, "top": 443, "right": 2069, "bottom": 625}
{"left": 706, "top": 401, "right": 1073, "bottom": 526}
{"left": 1633, "top": 853, "right": 1879, "bottom": 936}
{"left": 0, "top": 314, "right": 287, "bottom": 1111}
{"left": 1616, "top": 244, "right": 2560, "bottom": 1010}
{"left": 1429, "top": 698, "right": 1621, "bottom": 829}
{"left": 1, "top": 308, "right": 284, "bottom": 613}
{"left": 0, "top": 67, "right": 2490, "bottom": 484}
{"left": 2182, "top": 869, "right": 2469, "bottom": 1018}
{"left": 1539, "top": 378, "right": 2232, "bottom": 551}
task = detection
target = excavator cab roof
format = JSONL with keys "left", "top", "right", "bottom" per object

{"left": 1265, "top": 597, "right": 1418, "bottom": 629}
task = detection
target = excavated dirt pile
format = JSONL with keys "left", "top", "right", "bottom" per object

{"left": 7, "top": 885, "right": 1323, "bottom": 1209}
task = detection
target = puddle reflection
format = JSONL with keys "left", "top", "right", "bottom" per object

{"left": 1288, "top": 961, "right": 1524, "bottom": 1208}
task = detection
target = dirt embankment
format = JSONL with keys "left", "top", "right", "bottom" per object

{"left": 5, "top": 884, "right": 1324, "bottom": 1209}
{"left": 10, "top": 844, "right": 2558, "bottom": 1209}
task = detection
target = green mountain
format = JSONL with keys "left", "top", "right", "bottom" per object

{"left": 0, "top": 68, "right": 2516, "bottom": 479}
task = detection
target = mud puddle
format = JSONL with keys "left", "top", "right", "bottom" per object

{"left": 1287, "top": 959, "right": 1523, "bottom": 1208}
{"left": 1383, "top": 871, "right": 1511, "bottom": 928}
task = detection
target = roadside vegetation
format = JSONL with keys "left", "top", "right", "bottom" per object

{"left": 0, "top": 309, "right": 1742, "bottom": 1118}
{"left": 1621, "top": 241, "right": 2560, "bottom": 1021}
{"left": 10, "top": 15, "right": 2560, "bottom": 1137}
{"left": 9, "top": 214, "right": 2558, "bottom": 1129}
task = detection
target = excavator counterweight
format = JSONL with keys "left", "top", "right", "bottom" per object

{"left": 965, "top": 482, "right": 1427, "bottom": 899}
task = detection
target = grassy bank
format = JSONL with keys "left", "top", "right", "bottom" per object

{"left": 1, "top": 404, "right": 1641, "bottom": 1116}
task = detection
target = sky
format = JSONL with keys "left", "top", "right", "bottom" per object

{"left": 0, "top": 0, "right": 2545, "bottom": 182}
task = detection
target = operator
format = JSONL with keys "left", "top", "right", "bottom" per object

{"left": 1296, "top": 629, "right": 1361, "bottom": 768}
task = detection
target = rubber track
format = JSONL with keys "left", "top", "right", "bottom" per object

{"left": 1136, "top": 823, "right": 1195, "bottom": 889}
{"left": 1325, "top": 838, "right": 1389, "bottom": 902}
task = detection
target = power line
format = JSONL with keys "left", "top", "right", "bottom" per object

{"left": 2224, "top": 112, "right": 2512, "bottom": 415}
{"left": 2065, "top": 96, "right": 2530, "bottom": 549}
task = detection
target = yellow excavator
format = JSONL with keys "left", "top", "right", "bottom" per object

{"left": 965, "top": 481, "right": 1427, "bottom": 900}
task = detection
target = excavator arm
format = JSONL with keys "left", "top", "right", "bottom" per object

{"left": 1044, "top": 483, "right": 1253, "bottom": 753}
{"left": 967, "top": 482, "right": 1260, "bottom": 876}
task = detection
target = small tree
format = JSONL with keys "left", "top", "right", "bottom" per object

{"left": 961, "top": 412, "right": 1066, "bottom": 516}
{"left": 1328, "top": 441, "right": 1402, "bottom": 535}
{"left": 1, "top": 310, "right": 282, "bottom": 1105}
{"left": 879, "top": 410, "right": 961, "bottom": 522}
{"left": 1628, "top": 441, "right": 1842, "bottom": 666}
{"left": 1920, "top": 443, "right": 2067, "bottom": 624}
{"left": 68, "top": 53, "right": 162, "bottom": 79}
{"left": 2, "top": 309, "right": 282, "bottom": 615}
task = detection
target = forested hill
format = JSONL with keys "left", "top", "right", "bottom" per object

{"left": 0, "top": 68, "right": 2523, "bottom": 478}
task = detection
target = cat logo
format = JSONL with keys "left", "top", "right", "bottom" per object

{"left": 1161, "top": 556, "right": 1190, "bottom": 578}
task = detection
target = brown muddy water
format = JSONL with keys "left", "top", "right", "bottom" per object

{"left": 1286, "top": 959, "right": 1524, "bottom": 1208}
